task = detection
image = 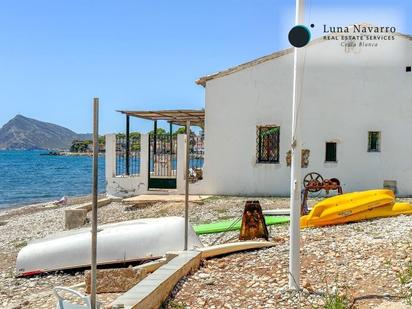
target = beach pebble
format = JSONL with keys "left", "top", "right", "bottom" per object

{"left": 2, "top": 196, "right": 412, "bottom": 308}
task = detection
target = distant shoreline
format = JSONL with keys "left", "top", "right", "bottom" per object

{"left": 41, "top": 151, "right": 105, "bottom": 157}
{"left": 0, "top": 193, "right": 106, "bottom": 219}
{"left": 0, "top": 149, "right": 104, "bottom": 156}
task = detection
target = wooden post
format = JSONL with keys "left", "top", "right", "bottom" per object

{"left": 184, "top": 120, "right": 190, "bottom": 250}
{"left": 125, "top": 115, "right": 130, "bottom": 176}
{"left": 91, "top": 98, "right": 99, "bottom": 308}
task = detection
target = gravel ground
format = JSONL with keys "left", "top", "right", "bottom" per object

{"left": 169, "top": 214, "right": 412, "bottom": 309}
{"left": 0, "top": 195, "right": 411, "bottom": 308}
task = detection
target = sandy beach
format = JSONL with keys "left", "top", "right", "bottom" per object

{"left": 0, "top": 196, "right": 411, "bottom": 308}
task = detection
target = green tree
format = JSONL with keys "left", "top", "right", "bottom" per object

{"left": 173, "top": 127, "right": 195, "bottom": 135}
{"left": 129, "top": 132, "right": 141, "bottom": 139}
{"left": 98, "top": 136, "right": 105, "bottom": 145}
{"left": 149, "top": 128, "right": 167, "bottom": 135}
{"left": 70, "top": 140, "right": 92, "bottom": 153}
{"left": 130, "top": 132, "right": 141, "bottom": 151}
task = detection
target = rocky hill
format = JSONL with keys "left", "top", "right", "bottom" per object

{"left": 0, "top": 115, "right": 91, "bottom": 150}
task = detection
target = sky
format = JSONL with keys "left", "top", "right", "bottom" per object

{"left": 0, "top": 0, "right": 411, "bottom": 134}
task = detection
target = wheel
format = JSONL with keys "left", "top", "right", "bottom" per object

{"left": 303, "top": 172, "right": 324, "bottom": 192}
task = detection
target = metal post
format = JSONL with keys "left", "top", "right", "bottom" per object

{"left": 125, "top": 115, "right": 130, "bottom": 176}
{"left": 289, "top": 0, "right": 305, "bottom": 290}
{"left": 258, "top": 128, "right": 262, "bottom": 162}
{"left": 184, "top": 120, "right": 190, "bottom": 250}
{"left": 153, "top": 120, "right": 158, "bottom": 155}
{"left": 91, "top": 98, "right": 99, "bottom": 308}
{"left": 169, "top": 122, "right": 173, "bottom": 153}
{"left": 169, "top": 122, "right": 173, "bottom": 177}
{"left": 148, "top": 134, "right": 151, "bottom": 190}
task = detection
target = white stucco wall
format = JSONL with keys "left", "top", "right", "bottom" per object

{"left": 106, "top": 133, "right": 190, "bottom": 197}
{"left": 196, "top": 34, "right": 412, "bottom": 196}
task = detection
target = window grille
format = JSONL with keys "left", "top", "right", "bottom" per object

{"left": 256, "top": 126, "right": 280, "bottom": 163}
{"left": 116, "top": 135, "right": 141, "bottom": 176}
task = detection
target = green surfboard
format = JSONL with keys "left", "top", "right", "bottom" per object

{"left": 193, "top": 216, "right": 290, "bottom": 235}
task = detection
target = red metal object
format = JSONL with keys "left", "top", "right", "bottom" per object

{"left": 301, "top": 172, "right": 343, "bottom": 215}
{"left": 21, "top": 270, "right": 45, "bottom": 277}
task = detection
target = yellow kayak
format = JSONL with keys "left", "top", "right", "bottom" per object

{"left": 301, "top": 202, "right": 412, "bottom": 228}
{"left": 301, "top": 189, "right": 395, "bottom": 228}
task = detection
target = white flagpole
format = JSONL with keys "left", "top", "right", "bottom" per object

{"left": 289, "top": 0, "right": 305, "bottom": 290}
{"left": 184, "top": 120, "right": 190, "bottom": 250}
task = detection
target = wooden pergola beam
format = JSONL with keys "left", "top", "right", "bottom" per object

{"left": 117, "top": 109, "right": 205, "bottom": 128}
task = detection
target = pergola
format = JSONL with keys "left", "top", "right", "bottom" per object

{"left": 117, "top": 109, "right": 205, "bottom": 250}
{"left": 117, "top": 109, "right": 204, "bottom": 175}
{"left": 118, "top": 109, "right": 205, "bottom": 128}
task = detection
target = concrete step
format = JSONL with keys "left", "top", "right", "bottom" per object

{"left": 111, "top": 250, "right": 201, "bottom": 309}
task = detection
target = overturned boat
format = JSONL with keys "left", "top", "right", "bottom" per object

{"left": 16, "top": 217, "right": 203, "bottom": 276}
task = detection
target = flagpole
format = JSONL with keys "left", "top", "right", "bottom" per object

{"left": 289, "top": 0, "right": 305, "bottom": 290}
{"left": 184, "top": 120, "right": 190, "bottom": 251}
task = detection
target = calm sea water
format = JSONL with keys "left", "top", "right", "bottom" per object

{"left": 0, "top": 150, "right": 105, "bottom": 209}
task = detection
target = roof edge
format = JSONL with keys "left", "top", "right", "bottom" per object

{"left": 196, "top": 24, "right": 412, "bottom": 87}
{"left": 195, "top": 47, "right": 294, "bottom": 87}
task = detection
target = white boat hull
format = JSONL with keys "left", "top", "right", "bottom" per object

{"left": 16, "top": 217, "right": 203, "bottom": 276}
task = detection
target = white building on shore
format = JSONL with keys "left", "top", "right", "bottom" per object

{"left": 106, "top": 26, "right": 412, "bottom": 197}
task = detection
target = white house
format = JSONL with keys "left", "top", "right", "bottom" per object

{"left": 106, "top": 25, "right": 412, "bottom": 197}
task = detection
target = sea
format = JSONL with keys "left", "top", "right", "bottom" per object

{"left": 0, "top": 150, "right": 105, "bottom": 209}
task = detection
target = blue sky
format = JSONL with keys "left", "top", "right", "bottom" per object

{"left": 0, "top": 0, "right": 410, "bottom": 134}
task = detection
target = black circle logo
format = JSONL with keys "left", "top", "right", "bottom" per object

{"left": 288, "top": 25, "right": 311, "bottom": 48}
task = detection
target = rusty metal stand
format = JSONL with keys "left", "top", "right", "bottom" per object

{"left": 239, "top": 201, "right": 269, "bottom": 241}
{"left": 301, "top": 172, "right": 343, "bottom": 215}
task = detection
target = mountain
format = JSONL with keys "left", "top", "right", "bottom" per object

{"left": 0, "top": 115, "right": 92, "bottom": 150}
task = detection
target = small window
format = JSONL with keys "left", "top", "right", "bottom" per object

{"left": 325, "top": 142, "right": 337, "bottom": 162}
{"left": 256, "top": 126, "right": 280, "bottom": 163}
{"left": 368, "top": 131, "right": 381, "bottom": 152}
{"left": 406, "top": 66, "right": 411, "bottom": 72}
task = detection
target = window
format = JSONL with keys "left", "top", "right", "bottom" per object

{"left": 257, "top": 126, "right": 280, "bottom": 163}
{"left": 406, "top": 66, "right": 411, "bottom": 72}
{"left": 368, "top": 131, "right": 381, "bottom": 152}
{"left": 325, "top": 142, "right": 337, "bottom": 162}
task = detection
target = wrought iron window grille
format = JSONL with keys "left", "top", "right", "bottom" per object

{"left": 256, "top": 126, "right": 280, "bottom": 163}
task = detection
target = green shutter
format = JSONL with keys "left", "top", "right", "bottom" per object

{"left": 325, "top": 142, "right": 337, "bottom": 162}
